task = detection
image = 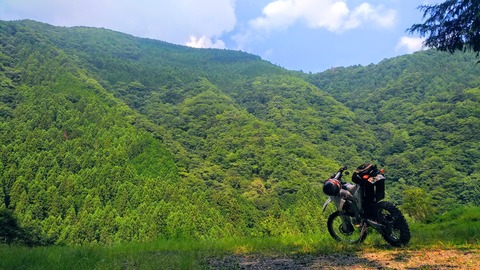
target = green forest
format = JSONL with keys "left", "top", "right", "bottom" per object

{"left": 0, "top": 20, "right": 479, "bottom": 245}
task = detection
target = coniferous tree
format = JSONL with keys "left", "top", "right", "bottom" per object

{"left": 409, "top": 0, "right": 480, "bottom": 56}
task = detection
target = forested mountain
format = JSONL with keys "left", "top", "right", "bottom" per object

{"left": 306, "top": 51, "right": 480, "bottom": 211}
{"left": 0, "top": 20, "right": 478, "bottom": 244}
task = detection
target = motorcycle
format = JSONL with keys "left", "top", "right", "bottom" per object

{"left": 322, "top": 165, "right": 410, "bottom": 247}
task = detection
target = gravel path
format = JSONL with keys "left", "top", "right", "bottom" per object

{"left": 209, "top": 249, "right": 480, "bottom": 269}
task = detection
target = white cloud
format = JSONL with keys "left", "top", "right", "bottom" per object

{"left": 344, "top": 3, "right": 396, "bottom": 30}
{"left": 0, "top": 0, "right": 237, "bottom": 49}
{"left": 250, "top": 0, "right": 301, "bottom": 31}
{"left": 186, "top": 36, "right": 226, "bottom": 49}
{"left": 396, "top": 36, "right": 425, "bottom": 53}
{"left": 250, "top": 0, "right": 396, "bottom": 33}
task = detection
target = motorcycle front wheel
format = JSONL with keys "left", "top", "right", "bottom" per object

{"left": 327, "top": 211, "right": 367, "bottom": 244}
{"left": 376, "top": 201, "right": 411, "bottom": 247}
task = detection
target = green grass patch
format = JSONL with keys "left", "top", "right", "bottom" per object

{"left": 1, "top": 207, "right": 478, "bottom": 269}
{"left": 0, "top": 235, "right": 354, "bottom": 270}
{"left": 408, "top": 206, "right": 480, "bottom": 249}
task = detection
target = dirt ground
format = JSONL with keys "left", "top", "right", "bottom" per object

{"left": 209, "top": 249, "right": 480, "bottom": 269}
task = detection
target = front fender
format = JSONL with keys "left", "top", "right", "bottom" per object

{"left": 322, "top": 198, "right": 332, "bottom": 212}
{"left": 323, "top": 195, "right": 345, "bottom": 212}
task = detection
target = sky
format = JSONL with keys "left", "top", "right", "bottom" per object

{"left": 0, "top": 0, "right": 442, "bottom": 73}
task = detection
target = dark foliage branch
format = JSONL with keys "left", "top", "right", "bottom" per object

{"left": 409, "top": 0, "right": 480, "bottom": 55}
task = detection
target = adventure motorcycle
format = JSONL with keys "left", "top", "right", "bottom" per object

{"left": 322, "top": 164, "right": 410, "bottom": 246}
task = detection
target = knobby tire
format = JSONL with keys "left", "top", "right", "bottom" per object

{"left": 376, "top": 201, "right": 411, "bottom": 247}
{"left": 327, "top": 211, "right": 367, "bottom": 244}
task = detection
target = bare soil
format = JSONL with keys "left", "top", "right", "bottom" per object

{"left": 209, "top": 249, "right": 480, "bottom": 269}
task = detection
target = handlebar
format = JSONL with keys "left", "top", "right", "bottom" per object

{"left": 332, "top": 166, "right": 349, "bottom": 181}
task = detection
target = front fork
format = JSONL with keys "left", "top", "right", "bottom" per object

{"left": 323, "top": 190, "right": 367, "bottom": 234}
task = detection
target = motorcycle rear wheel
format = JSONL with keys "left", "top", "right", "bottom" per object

{"left": 376, "top": 201, "right": 411, "bottom": 247}
{"left": 327, "top": 211, "right": 367, "bottom": 244}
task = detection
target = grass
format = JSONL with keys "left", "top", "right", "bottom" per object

{"left": 0, "top": 235, "right": 355, "bottom": 270}
{"left": 1, "top": 207, "right": 479, "bottom": 269}
{"left": 408, "top": 206, "right": 480, "bottom": 249}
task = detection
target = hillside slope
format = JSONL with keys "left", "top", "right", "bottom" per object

{"left": 307, "top": 50, "right": 480, "bottom": 209}
{"left": 1, "top": 20, "right": 376, "bottom": 244}
{"left": 0, "top": 20, "right": 479, "bottom": 244}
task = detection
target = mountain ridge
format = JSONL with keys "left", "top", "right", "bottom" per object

{"left": 0, "top": 19, "right": 478, "bottom": 244}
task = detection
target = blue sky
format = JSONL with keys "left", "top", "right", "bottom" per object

{"left": 0, "top": 0, "right": 441, "bottom": 73}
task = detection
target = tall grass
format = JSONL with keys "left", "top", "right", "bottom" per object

{"left": 0, "top": 235, "right": 352, "bottom": 269}
{"left": 1, "top": 206, "right": 478, "bottom": 269}
{"left": 409, "top": 206, "right": 480, "bottom": 248}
